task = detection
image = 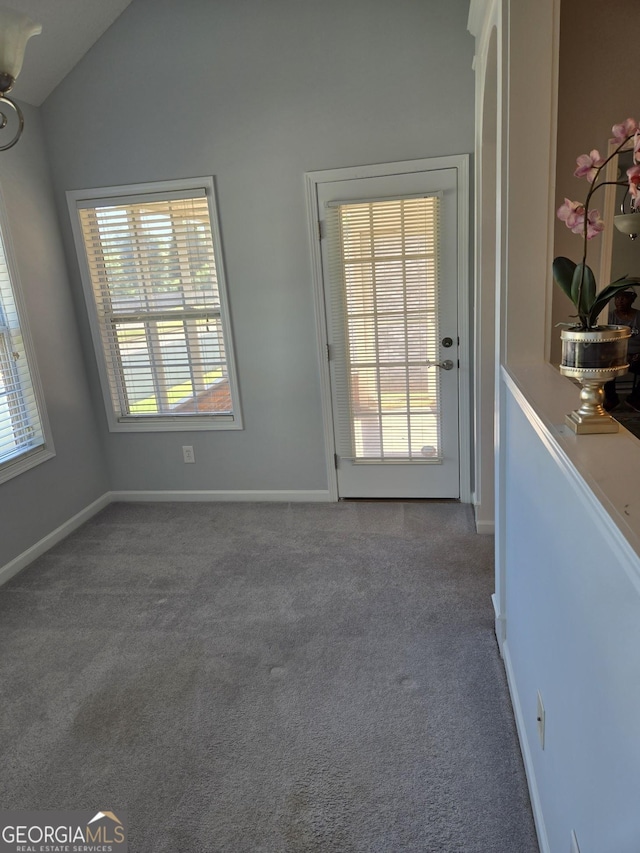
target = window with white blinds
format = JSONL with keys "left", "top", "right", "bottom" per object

{"left": 68, "top": 178, "right": 242, "bottom": 431}
{"left": 327, "top": 196, "right": 442, "bottom": 462}
{"left": 0, "top": 210, "right": 52, "bottom": 481}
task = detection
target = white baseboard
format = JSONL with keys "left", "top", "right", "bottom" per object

{"left": 108, "top": 489, "right": 332, "bottom": 503}
{"left": 492, "top": 593, "right": 506, "bottom": 655}
{"left": 501, "top": 639, "right": 550, "bottom": 853}
{"left": 0, "top": 492, "right": 111, "bottom": 587}
{"left": 0, "top": 489, "right": 332, "bottom": 586}
{"left": 473, "top": 502, "right": 495, "bottom": 534}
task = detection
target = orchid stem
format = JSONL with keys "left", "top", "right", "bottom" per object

{"left": 577, "top": 134, "right": 634, "bottom": 326}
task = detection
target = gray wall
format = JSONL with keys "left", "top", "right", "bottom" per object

{"left": 42, "top": 0, "right": 475, "bottom": 493}
{"left": 0, "top": 105, "right": 108, "bottom": 567}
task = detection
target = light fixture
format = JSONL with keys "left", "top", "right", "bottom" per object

{"left": 614, "top": 186, "right": 640, "bottom": 240}
{"left": 614, "top": 211, "right": 640, "bottom": 240}
{"left": 0, "top": 7, "right": 41, "bottom": 151}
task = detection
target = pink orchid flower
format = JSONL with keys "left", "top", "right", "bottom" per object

{"left": 634, "top": 131, "right": 640, "bottom": 164}
{"left": 611, "top": 117, "right": 639, "bottom": 145}
{"left": 574, "top": 149, "right": 604, "bottom": 183}
{"left": 628, "top": 164, "right": 640, "bottom": 203}
{"left": 585, "top": 208, "right": 605, "bottom": 239}
{"left": 557, "top": 198, "right": 586, "bottom": 233}
{"left": 557, "top": 199, "right": 603, "bottom": 239}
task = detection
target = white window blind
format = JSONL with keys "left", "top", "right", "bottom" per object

{"left": 71, "top": 181, "right": 241, "bottom": 430}
{"left": 0, "top": 225, "right": 47, "bottom": 470}
{"left": 327, "top": 196, "right": 442, "bottom": 462}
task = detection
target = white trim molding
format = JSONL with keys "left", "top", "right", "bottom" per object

{"left": 0, "top": 493, "right": 111, "bottom": 587}
{"left": 0, "top": 489, "right": 333, "bottom": 587}
{"left": 475, "top": 517, "right": 495, "bottom": 535}
{"left": 502, "top": 639, "right": 551, "bottom": 853}
{"left": 66, "top": 176, "right": 244, "bottom": 434}
{"left": 305, "top": 155, "right": 472, "bottom": 504}
{"left": 109, "top": 489, "right": 332, "bottom": 503}
{"left": 491, "top": 591, "right": 505, "bottom": 653}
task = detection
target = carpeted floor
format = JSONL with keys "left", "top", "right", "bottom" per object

{"left": 0, "top": 501, "right": 538, "bottom": 852}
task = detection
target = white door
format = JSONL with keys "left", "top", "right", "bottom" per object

{"left": 316, "top": 167, "right": 461, "bottom": 498}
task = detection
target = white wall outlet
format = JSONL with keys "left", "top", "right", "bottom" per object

{"left": 570, "top": 829, "right": 581, "bottom": 853}
{"left": 536, "top": 690, "right": 545, "bottom": 749}
{"left": 182, "top": 445, "right": 195, "bottom": 464}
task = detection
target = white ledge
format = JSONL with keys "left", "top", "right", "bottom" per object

{"left": 503, "top": 362, "right": 640, "bottom": 568}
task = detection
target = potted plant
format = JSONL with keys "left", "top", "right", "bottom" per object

{"left": 553, "top": 117, "right": 640, "bottom": 433}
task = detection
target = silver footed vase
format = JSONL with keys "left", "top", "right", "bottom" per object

{"left": 560, "top": 325, "right": 630, "bottom": 434}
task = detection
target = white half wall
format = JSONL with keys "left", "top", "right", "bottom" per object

{"left": 502, "top": 375, "right": 640, "bottom": 853}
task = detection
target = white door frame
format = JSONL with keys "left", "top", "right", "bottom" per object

{"left": 305, "top": 155, "right": 471, "bottom": 503}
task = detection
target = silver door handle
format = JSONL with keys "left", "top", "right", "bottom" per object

{"left": 426, "top": 359, "right": 455, "bottom": 370}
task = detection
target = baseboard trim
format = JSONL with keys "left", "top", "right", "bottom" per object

{"left": 108, "top": 489, "right": 332, "bottom": 503}
{"left": 492, "top": 593, "right": 506, "bottom": 656}
{"left": 0, "top": 489, "right": 333, "bottom": 587}
{"left": 502, "top": 639, "right": 550, "bottom": 853}
{"left": 473, "top": 501, "right": 495, "bottom": 535}
{"left": 0, "top": 492, "right": 111, "bottom": 588}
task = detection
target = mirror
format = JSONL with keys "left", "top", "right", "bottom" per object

{"left": 600, "top": 142, "right": 640, "bottom": 292}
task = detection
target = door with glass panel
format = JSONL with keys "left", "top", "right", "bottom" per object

{"left": 317, "top": 168, "right": 460, "bottom": 498}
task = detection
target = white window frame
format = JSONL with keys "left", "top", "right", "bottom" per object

{"left": 67, "top": 177, "right": 243, "bottom": 433}
{"left": 0, "top": 188, "right": 55, "bottom": 485}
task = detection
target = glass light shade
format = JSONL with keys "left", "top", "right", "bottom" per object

{"left": 614, "top": 213, "right": 640, "bottom": 239}
{"left": 0, "top": 8, "right": 41, "bottom": 81}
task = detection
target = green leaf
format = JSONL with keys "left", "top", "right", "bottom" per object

{"left": 587, "top": 278, "right": 639, "bottom": 327}
{"left": 571, "top": 263, "right": 596, "bottom": 315}
{"left": 552, "top": 256, "right": 576, "bottom": 300}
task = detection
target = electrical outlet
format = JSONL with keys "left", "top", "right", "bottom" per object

{"left": 536, "top": 690, "right": 545, "bottom": 749}
{"left": 182, "top": 445, "right": 195, "bottom": 464}
{"left": 570, "top": 830, "right": 581, "bottom": 853}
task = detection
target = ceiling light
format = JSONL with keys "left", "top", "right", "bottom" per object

{"left": 0, "top": 7, "right": 41, "bottom": 151}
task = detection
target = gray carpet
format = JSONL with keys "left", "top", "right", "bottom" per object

{"left": 0, "top": 501, "right": 538, "bottom": 852}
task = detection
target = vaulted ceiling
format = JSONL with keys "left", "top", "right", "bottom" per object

{"left": 4, "top": 0, "right": 133, "bottom": 106}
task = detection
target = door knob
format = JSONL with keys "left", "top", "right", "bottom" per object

{"left": 426, "top": 359, "right": 454, "bottom": 370}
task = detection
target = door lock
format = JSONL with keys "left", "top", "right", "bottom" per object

{"left": 442, "top": 337, "right": 454, "bottom": 348}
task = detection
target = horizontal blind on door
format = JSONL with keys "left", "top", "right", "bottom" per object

{"left": 78, "top": 194, "right": 233, "bottom": 419}
{"left": 327, "top": 196, "right": 442, "bottom": 462}
{"left": 0, "top": 230, "right": 45, "bottom": 466}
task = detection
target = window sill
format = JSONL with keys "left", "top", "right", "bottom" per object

{"left": 107, "top": 415, "right": 243, "bottom": 433}
{"left": 0, "top": 445, "right": 56, "bottom": 486}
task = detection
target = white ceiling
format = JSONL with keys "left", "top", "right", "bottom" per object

{"left": 2, "top": 1, "right": 134, "bottom": 106}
